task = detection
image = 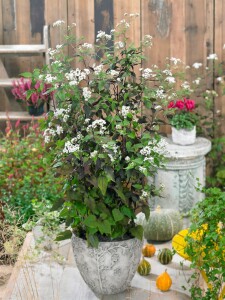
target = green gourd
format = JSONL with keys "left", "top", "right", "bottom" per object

{"left": 136, "top": 206, "right": 183, "bottom": 242}
{"left": 137, "top": 257, "right": 151, "bottom": 276}
{"left": 158, "top": 248, "right": 173, "bottom": 265}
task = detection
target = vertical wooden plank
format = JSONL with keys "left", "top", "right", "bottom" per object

{"left": 67, "top": 0, "right": 95, "bottom": 67}
{"left": 45, "top": 0, "right": 68, "bottom": 48}
{"left": 113, "top": 0, "right": 141, "bottom": 47}
{"left": 1, "top": 0, "right": 17, "bottom": 110}
{"left": 141, "top": 0, "right": 172, "bottom": 68}
{"left": 170, "top": 0, "right": 186, "bottom": 63}
{"left": 68, "top": 0, "right": 95, "bottom": 44}
{"left": 214, "top": 0, "right": 225, "bottom": 135}
{"left": 185, "top": 0, "right": 213, "bottom": 70}
{"left": 0, "top": 0, "right": 3, "bottom": 44}
{"left": 0, "top": 0, "right": 6, "bottom": 110}
{"left": 13, "top": 0, "right": 32, "bottom": 87}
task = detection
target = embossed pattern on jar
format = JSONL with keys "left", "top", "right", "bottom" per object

{"left": 71, "top": 234, "right": 143, "bottom": 295}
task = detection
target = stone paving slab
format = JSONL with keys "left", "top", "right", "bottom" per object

{"left": 4, "top": 236, "right": 193, "bottom": 300}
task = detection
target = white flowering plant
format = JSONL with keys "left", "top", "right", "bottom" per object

{"left": 33, "top": 16, "right": 173, "bottom": 247}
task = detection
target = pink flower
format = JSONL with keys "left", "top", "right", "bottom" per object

{"left": 175, "top": 100, "right": 185, "bottom": 110}
{"left": 168, "top": 101, "right": 175, "bottom": 108}
{"left": 184, "top": 98, "right": 195, "bottom": 111}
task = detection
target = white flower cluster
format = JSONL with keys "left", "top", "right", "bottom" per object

{"left": 140, "top": 145, "right": 151, "bottom": 156}
{"left": 87, "top": 119, "right": 107, "bottom": 135}
{"left": 93, "top": 64, "right": 104, "bottom": 75}
{"left": 165, "top": 76, "right": 175, "bottom": 84}
{"left": 193, "top": 78, "right": 201, "bottom": 85}
{"left": 181, "top": 81, "right": 191, "bottom": 89}
{"left": 82, "top": 87, "right": 92, "bottom": 101}
{"left": 140, "top": 138, "right": 168, "bottom": 160}
{"left": 116, "top": 19, "right": 130, "bottom": 28}
{"left": 108, "top": 70, "right": 119, "bottom": 77}
{"left": 126, "top": 13, "right": 140, "bottom": 17}
{"left": 163, "top": 69, "right": 172, "bottom": 76}
{"left": 142, "top": 68, "right": 153, "bottom": 79}
{"left": 56, "top": 125, "right": 64, "bottom": 135}
{"left": 192, "top": 62, "right": 202, "bottom": 69}
{"left": 205, "top": 90, "right": 218, "bottom": 97}
{"left": 170, "top": 57, "right": 182, "bottom": 65}
{"left": 62, "top": 132, "right": 83, "bottom": 154}
{"left": 96, "top": 30, "right": 111, "bottom": 42}
{"left": 139, "top": 166, "right": 147, "bottom": 173}
{"left": 140, "top": 190, "right": 149, "bottom": 201}
{"left": 48, "top": 48, "right": 61, "bottom": 58}
{"left": 207, "top": 53, "right": 218, "bottom": 60}
{"left": 43, "top": 128, "right": 56, "bottom": 143}
{"left": 53, "top": 20, "right": 65, "bottom": 27}
{"left": 53, "top": 106, "right": 71, "bottom": 122}
{"left": 102, "top": 143, "right": 120, "bottom": 162}
{"left": 115, "top": 41, "right": 124, "bottom": 49}
{"left": 65, "top": 68, "right": 88, "bottom": 86}
{"left": 90, "top": 150, "right": 98, "bottom": 158}
{"left": 79, "top": 43, "right": 93, "bottom": 50}
{"left": 45, "top": 73, "right": 57, "bottom": 83}
{"left": 152, "top": 139, "right": 168, "bottom": 155}
{"left": 63, "top": 141, "right": 80, "bottom": 154}
{"left": 121, "top": 106, "right": 131, "bottom": 118}
{"left": 155, "top": 88, "right": 166, "bottom": 99}
{"left": 71, "top": 132, "right": 83, "bottom": 144}
{"left": 51, "top": 60, "right": 63, "bottom": 67}
{"left": 142, "top": 35, "right": 153, "bottom": 47}
{"left": 116, "top": 124, "right": 122, "bottom": 130}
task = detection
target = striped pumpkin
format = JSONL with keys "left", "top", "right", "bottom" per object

{"left": 158, "top": 248, "right": 173, "bottom": 265}
{"left": 137, "top": 257, "right": 151, "bottom": 276}
{"left": 136, "top": 206, "right": 183, "bottom": 242}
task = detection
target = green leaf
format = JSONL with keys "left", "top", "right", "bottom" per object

{"left": 87, "top": 234, "right": 99, "bottom": 248}
{"left": 20, "top": 72, "right": 32, "bottom": 78}
{"left": 112, "top": 208, "right": 124, "bottom": 222}
{"left": 55, "top": 230, "right": 72, "bottom": 241}
{"left": 142, "top": 205, "right": 150, "bottom": 221}
{"left": 98, "top": 220, "right": 111, "bottom": 234}
{"left": 98, "top": 176, "right": 108, "bottom": 195}
{"left": 83, "top": 215, "right": 98, "bottom": 228}
{"left": 105, "top": 166, "right": 115, "bottom": 182}
{"left": 114, "top": 188, "right": 127, "bottom": 203}
{"left": 133, "top": 184, "right": 143, "bottom": 190}
{"left": 121, "top": 206, "right": 134, "bottom": 218}
{"left": 130, "top": 225, "right": 143, "bottom": 240}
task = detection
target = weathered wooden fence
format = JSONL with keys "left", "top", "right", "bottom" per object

{"left": 0, "top": 0, "right": 225, "bottom": 131}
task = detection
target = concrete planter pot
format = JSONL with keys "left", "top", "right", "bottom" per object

{"left": 71, "top": 234, "right": 143, "bottom": 295}
{"left": 171, "top": 126, "right": 196, "bottom": 145}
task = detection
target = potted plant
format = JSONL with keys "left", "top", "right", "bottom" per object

{"left": 37, "top": 17, "right": 168, "bottom": 295}
{"left": 167, "top": 98, "right": 199, "bottom": 145}
{"left": 11, "top": 74, "right": 53, "bottom": 116}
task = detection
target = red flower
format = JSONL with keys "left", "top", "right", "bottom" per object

{"left": 175, "top": 100, "right": 185, "bottom": 110}
{"left": 184, "top": 98, "right": 195, "bottom": 111}
{"left": 168, "top": 101, "right": 175, "bottom": 108}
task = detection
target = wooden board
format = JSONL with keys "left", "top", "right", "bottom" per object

{"left": 214, "top": 0, "right": 225, "bottom": 135}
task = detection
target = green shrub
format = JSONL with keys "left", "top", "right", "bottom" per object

{"left": 0, "top": 120, "right": 64, "bottom": 224}
{"left": 185, "top": 187, "right": 225, "bottom": 299}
